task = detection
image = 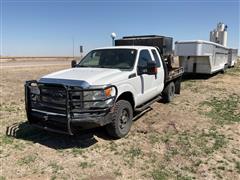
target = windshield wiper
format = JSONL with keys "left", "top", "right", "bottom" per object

{"left": 77, "top": 65, "right": 130, "bottom": 70}
{"left": 98, "top": 65, "right": 113, "bottom": 69}
{"left": 76, "top": 65, "right": 93, "bottom": 68}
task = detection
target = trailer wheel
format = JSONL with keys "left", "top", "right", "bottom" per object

{"left": 106, "top": 100, "right": 133, "bottom": 138}
{"left": 162, "top": 82, "right": 175, "bottom": 103}
{"left": 221, "top": 64, "right": 228, "bottom": 74}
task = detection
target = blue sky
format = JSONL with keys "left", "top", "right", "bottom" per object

{"left": 1, "top": 0, "right": 239, "bottom": 56}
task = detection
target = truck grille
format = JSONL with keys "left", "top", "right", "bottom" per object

{"left": 29, "top": 84, "right": 85, "bottom": 116}
{"left": 27, "top": 81, "right": 117, "bottom": 117}
{"left": 31, "top": 85, "right": 68, "bottom": 115}
{"left": 41, "top": 86, "right": 66, "bottom": 105}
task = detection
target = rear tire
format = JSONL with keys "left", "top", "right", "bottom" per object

{"left": 162, "top": 82, "right": 175, "bottom": 103}
{"left": 106, "top": 100, "right": 133, "bottom": 138}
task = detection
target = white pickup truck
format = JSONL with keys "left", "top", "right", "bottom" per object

{"left": 25, "top": 46, "right": 183, "bottom": 138}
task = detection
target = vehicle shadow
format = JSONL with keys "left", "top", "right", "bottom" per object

{"left": 5, "top": 110, "right": 150, "bottom": 150}
{"left": 6, "top": 121, "right": 112, "bottom": 150}
{"left": 181, "top": 73, "right": 218, "bottom": 81}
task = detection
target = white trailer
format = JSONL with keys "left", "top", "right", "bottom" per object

{"left": 175, "top": 40, "right": 229, "bottom": 74}
{"left": 228, "top": 48, "right": 238, "bottom": 67}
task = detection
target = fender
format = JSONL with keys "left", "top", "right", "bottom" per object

{"left": 113, "top": 83, "right": 137, "bottom": 108}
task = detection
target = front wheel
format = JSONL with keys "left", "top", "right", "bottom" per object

{"left": 106, "top": 100, "right": 133, "bottom": 138}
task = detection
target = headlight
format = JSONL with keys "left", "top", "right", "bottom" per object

{"left": 83, "top": 87, "right": 115, "bottom": 109}
{"left": 91, "top": 99, "right": 114, "bottom": 108}
{"left": 83, "top": 90, "right": 105, "bottom": 101}
{"left": 83, "top": 87, "right": 114, "bottom": 101}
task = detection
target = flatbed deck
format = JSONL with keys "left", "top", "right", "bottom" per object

{"left": 167, "top": 67, "right": 184, "bottom": 82}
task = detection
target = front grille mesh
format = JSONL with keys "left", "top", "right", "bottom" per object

{"left": 27, "top": 82, "right": 116, "bottom": 117}
{"left": 31, "top": 85, "right": 69, "bottom": 115}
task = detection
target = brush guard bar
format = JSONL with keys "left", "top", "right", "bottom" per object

{"left": 25, "top": 80, "right": 118, "bottom": 135}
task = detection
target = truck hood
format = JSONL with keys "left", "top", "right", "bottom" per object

{"left": 39, "top": 67, "right": 131, "bottom": 87}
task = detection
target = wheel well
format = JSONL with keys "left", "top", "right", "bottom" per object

{"left": 116, "top": 92, "right": 135, "bottom": 109}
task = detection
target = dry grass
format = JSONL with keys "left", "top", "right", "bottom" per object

{"left": 0, "top": 60, "right": 240, "bottom": 180}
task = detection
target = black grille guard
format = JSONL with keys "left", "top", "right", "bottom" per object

{"left": 25, "top": 80, "right": 118, "bottom": 135}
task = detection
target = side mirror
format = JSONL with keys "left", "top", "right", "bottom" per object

{"left": 147, "top": 61, "right": 157, "bottom": 75}
{"left": 71, "top": 60, "right": 77, "bottom": 68}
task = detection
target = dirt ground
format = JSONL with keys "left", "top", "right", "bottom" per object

{"left": 0, "top": 59, "right": 240, "bottom": 180}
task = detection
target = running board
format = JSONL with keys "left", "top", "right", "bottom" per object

{"left": 135, "top": 95, "right": 161, "bottom": 112}
{"left": 133, "top": 107, "right": 152, "bottom": 121}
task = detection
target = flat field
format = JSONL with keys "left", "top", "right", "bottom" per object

{"left": 0, "top": 58, "right": 240, "bottom": 180}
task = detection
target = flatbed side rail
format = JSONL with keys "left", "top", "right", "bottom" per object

{"left": 166, "top": 67, "right": 184, "bottom": 82}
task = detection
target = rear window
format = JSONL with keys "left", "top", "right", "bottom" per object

{"left": 151, "top": 49, "right": 161, "bottom": 67}
{"left": 138, "top": 50, "right": 152, "bottom": 67}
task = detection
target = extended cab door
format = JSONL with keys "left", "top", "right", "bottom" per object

{"left": 150, "top": 49, "right": 164, "bottom": 93}
{"left": 135, "top": 49, "right": 162, "bottom": 105}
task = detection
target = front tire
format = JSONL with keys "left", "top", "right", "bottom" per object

{"left": 106, "top": 100, "right": 133, "bottom": 138}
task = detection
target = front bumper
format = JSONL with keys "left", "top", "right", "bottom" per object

{"left": 25, "top": 80, "right": 117, "bottom": 135}
{"left": 28, "top": 110, "right": 113, "bottom": 135}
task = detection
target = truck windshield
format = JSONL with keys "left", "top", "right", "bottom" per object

{"left": 77, "top": 49, "right": 137, "bottom": 70}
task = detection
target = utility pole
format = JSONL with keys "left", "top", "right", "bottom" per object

{"left": 80, "top": 45, "right": 83, "bottom": 60}
{"left": 72, "top": 37, "right": 75, "bottom": 59}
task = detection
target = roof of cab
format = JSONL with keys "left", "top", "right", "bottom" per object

{"left": 94, "top": 46, "right": 155, "bottom": 50}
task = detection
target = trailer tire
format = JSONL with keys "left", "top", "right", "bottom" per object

{"left": 221, "top": 64, "right": 228, "bottom": 74}
{"left": 162, "top": 82, "right": 175, "bottom": 103}
{"left": 106, "top": 100, "right": 133, "bottom": 139}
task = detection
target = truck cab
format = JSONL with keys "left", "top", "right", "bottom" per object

{"left": 25, "top": 45, "right": 183, "bottom": 138}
